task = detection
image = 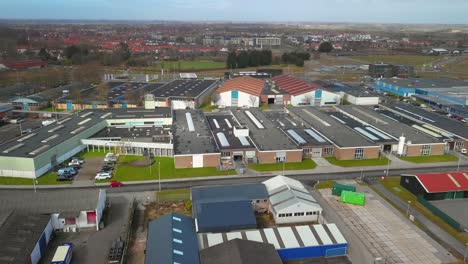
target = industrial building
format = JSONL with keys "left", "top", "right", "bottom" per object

{"left": 145, "top": 79, "right": 218, "bottom": 110}
{"left": 288, "top": 107, "right": 381, "bottom": 160}
{"left": 214, "top": 77, "right": 265, "bottom": 108}
{"left": 382, "top": 103, "right": 468, "bottom": 152}
{"left": 272, "top": 75, "right": 340, "bottom": 106}
{"left": 0, "top": 212, "right": 53, "bottom": 264}
{"left": 369, "top": 64, "right": 415, "bottom": 78}
{"left": 198, "top": 223, "right": 348, "bottom": 261}
{"left": 172, "top": 109, "right": 220, "bottom": 169}
{"left": 191, "top": 184, "right": 269, "bottom": 233}
{"left": 400, "top": 171, "right": 468, "bottom": 200}
{"left": 317, "top": 81, "right": 380, "bottom": 106}
{"left": 263, "top": 176, "right": 323, "bottom": 224}
{"left": 200, "top": 239, "right": 283, "bottom": 264}
{"left": 231, "top": 108, "right": 303, "bottom": 164}
{"left": 375, "top": 77, "right": 468, "bottom": 103}
{"left": 336, "top": 105, "right": 446, "bottom": 156}
{"left": 145, "top": 213, "right": 200, "bottom": 264}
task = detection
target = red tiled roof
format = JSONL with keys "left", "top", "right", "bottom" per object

{"left": 217, "top": 76, "right": 265, "bottom": 97}
{"left": 271, "top": 75, "right": 323, "bottom": 96}
{"left": 412, "top": 171, "right": 468, "bottom": 193}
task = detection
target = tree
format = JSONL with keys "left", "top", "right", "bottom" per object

{"left": 211, "top": 93, "right": 221, "bottom": 105}
{"left": 97, "top": 83, "right": 110, "bottom": 100}
{"left": 38, "top": 48, "right": 51, "bottom": 61}
{"left": 226, "top": 51, "right": 237, "bottom": 69}
{"left": 249, "top": 95, "right": 257, "bottom": 107}
{"left": 302, "top": 94, "right": 313, "bottom": 105}
{"left": 318, "top": 42, "right": 333, "bottom": 53}
{"left": 237, "top": 51, "right": 249, "bottom": 68}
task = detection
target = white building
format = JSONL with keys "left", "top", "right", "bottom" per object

{"left": 263, "top": 175, "right": 322, "bottom": 224}
{"left": 272, "top": 75, "right": 340, "bottom": 106}
{"left": 214, "top": 77, "right": 264, "bottom": 108}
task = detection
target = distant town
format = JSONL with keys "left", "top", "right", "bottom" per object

{"left": 0, "top": 20, "right": 467, "bottom": 264}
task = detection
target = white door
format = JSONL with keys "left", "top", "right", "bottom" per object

{"left": 311, "top": 148, "right": 322, "bottom": 158}
{"left": 193, "top": 154, "right": 203, "bottom": 168}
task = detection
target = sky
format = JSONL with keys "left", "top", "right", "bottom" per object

{"left": 1, "top": 0, "right": 468, "bottom": 24}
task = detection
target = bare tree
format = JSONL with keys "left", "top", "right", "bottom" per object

{"left": 302, "top": 94, "right": 313, "bottom": 105}
{"left": 97, "top": 83, "right": 110, "bottom": 101}
{"left": 211, "top": 93, "right": 221, "bottom": 105}
{"left": 249, "top": 95, "right": 258, "bottom": 107}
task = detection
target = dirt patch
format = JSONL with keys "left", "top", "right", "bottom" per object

{"left": 119, "top": 158, "right": 154, "bottom": 167}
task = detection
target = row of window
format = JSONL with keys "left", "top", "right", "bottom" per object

{"left": 278, "top": 211, "right": 318, "bottom": 217}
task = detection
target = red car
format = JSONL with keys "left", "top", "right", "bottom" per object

{"left": 110, "top": 180, "right": 123, "bottom": 188}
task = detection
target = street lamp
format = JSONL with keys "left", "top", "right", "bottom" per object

{"left": 464, "top": 242, "right": 468, "bottom": 263}
{"left": 406, "top": 200, "right": 411, "bottom": 216}
{"left": 385, "top": 156, "right": 390, "bottom": 177}
{"left": 457, "top": 157, "right": 461, "bottom": 172}
{"left": 158, "top": 161, "right": 161, "bottom": 192}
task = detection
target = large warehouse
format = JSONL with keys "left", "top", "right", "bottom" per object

{"left": 214, "top": 77, "right": 265, "bottom": 107}
{"left": 198, "top": 223, "right": 348, "bottom": 261}
{"left": 263, "top": 176, "right": 323, "bottom": 224}
{"left": 400, "top": 171, "right": 468, "bottom": 200}
{"left": 145, "top": 79, "right": 218, "bottom": 110}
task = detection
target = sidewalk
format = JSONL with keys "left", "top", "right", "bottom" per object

{"left": 371, "top": 182, "right": 466, "bottom": 256}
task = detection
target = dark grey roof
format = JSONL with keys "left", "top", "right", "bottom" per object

{"left": 0, "top": 211, "right": 51, "bottom": 264}
{"left": 385, "top": 102, "right": 468, "bottom": 140}
{"left": 200, "top": 239, "right": 282, "bottom": 264}
{"left": 288, "top": 107, "right": 378, "bottom": 148}
{"left": 337, "top": 105, "right": 441, "bottom": 144}
{"left": 231, "top": 108, "right": 299, "bottom": 151}
{"left": 91, "top": 126, "right": 172, "bottom": 143}
{"left": 316, "top": 81, "right": 377, "bottom": 98}
{"left": 0, "top": 189, "right": 103, "bottom": 214}
{"left": 191, "top": 183, "right": 268, "bottom": 204}
{"left": 195, "top": 201, "right": 257, "bottom": 233}
{"left": 146, "top": 213, "right": 199, "bottom": 264}
{"left": 205, "top": 113, "right": 255, "bottom": 150}
{"left": 107, "top": 82, "right": 164, "bottom": 103}
{"left": 173, "top": 109, "right": 217, "bottom": 155}
{"left": 151, "top": 79, "right": 218, "bottom": 99}
{"left": 379, "top": 77, "right": 468, "bottom": 89}
{"left": 0, "top": 108, "right": 172, "bottom": 157}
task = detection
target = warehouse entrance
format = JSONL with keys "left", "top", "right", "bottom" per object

{"left": 233, "top": 151, "right": 244, "bottom": 162}
{"left": 268, "top": 98, "right": 275, "bottom": 104}
{"left": 383, "top": 144, "right": 392, "bottom": 152}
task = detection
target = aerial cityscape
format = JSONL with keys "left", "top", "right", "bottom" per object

{"left": 0, "top": 1, "right": 468, "bottom": 264}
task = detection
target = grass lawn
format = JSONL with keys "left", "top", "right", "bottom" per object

{"left": 162, "top": 60, "right": 226, "bottom": 70}
{"left": 399, "top": 155, "right": 459, "bottom": 163}
{"left": 259, "top": 104, "right": 270, "bottom": 111}
{"left": 350, "top": 55, "right": 438, "bottom": 66}
{"left": 248, "top": 159, "right": 317, "bottom": 172}
{"left": 156, "top": 189, "right": 191, "bottom": 202}
{"left": 98, "top": 157, "right": 236, "bottom": 182}
{"left": 118, "top": 155, "right": 145, "bottom": 163}
{"left": 315, "top": 180, "right": 337, "bottom": 189}
{"left": 378, "top": 177, "right": 468, "bottom": 244}
{"left": 0, "top": 171, "right": 70, "bottom": 185}
{"left": 199, "top": 103, "right": 218, "bottom": 112}
{"left": 79, "top": 150, "right": 111, "bottom": 158}
{"left": 40, "top": 107, "right": 65, "bottom": 112}
{"left": 325, "top": 157, "right": 390, "bottom": 167}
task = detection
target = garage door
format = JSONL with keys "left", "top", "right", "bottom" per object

{"left": 87, "top": 211, "right": 96, "bottom": 224}
{"left": 193, "top": 154, "right": 203, "bottom": 168}
{"left": 311, "top": 148, "right": 322, "bottom": 158}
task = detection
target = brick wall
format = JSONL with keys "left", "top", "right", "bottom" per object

{"left": 257, "top": 151, "right": 276, "bottom": 164}
{"left": 430, "top": 144, "right": 445, "bottom": 156}
{"left": 174, "top": 155, "right": 193, "bottom": 168}
{"left": 406, "top": 145, "right": 422, "bottom": 157}
{"left": 286, "top": 150, "right": 303, "bottom": 162}
{"left": 334, "top": 147, "right": 355, "bottom": 160}
{"left": 203, "top": 154, "right": 221, "bottom": 167}
{"left": 364, "top": 147, "right": 379, "bottom": 159}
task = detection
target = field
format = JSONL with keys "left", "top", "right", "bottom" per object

{"left": 325, "top": 157, "right": 390, "bottom": 167}
{"left": 399, "top": 155, "right": 459, "bottom": 163}
{"left": 248, "top": 159, "right": 317, "bottom": 172}
{"left": 348, "top": 55, "right": 439, "bottom": 66}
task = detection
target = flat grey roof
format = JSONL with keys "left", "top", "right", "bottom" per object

{"left": 0, "top": 108, "right": 172, "bottom": 158}
{"left": 0, "top": 189, "right": 102, "bottom": 214}
{"left": 205, "top": 113, "right": 255, "bottom": 150}
{"left": 316, "top": 81, "right": 378, "bottom": 98}
{"left": 151, "top": 79, "right": 217, "bottom": 99}
{"left": 91, "top": 126, "right": 172, "bottom": 143}
{"left": 379, "top": 77, "right": 468, "bottom": 89}
{"left": 0, "top": 211, "right": 51, "bottom": 264}
{"left": 173, "top": 109, "right": 217, "bottom": 155}
{"left": 337, "top": 105, "right": 441, "bottom": 144}
{"left": 231, "top": 108, "right": 299, "bottom": 151}
{"left": 288, "top": 107, "right": 378, "bottom": 148}
{"left": 384, "top": 102, "right": 468, "bottom": 140}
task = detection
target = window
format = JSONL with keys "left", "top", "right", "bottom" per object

{"left": 221, "top": 151, "right": 231, "bottom": 157}
{"left": 354, "top": 148, "right": 364, "bottom": 160}
{"left": 323, "top": 147, "right": 334, "bottom": 156}
{"left": 256, "top": 200, "right": 260, "bottom": 203}
{"left": 421, "top": 145, "right": 431, "bottom": 156}
{"left": 313, "top": 211, "right": 317, "bottom": 215}
{"left": 306, "top": 212, "right": 313, "bottom": 216}
{"left": 263, "top": 199, "right": 268, "bottom": 202}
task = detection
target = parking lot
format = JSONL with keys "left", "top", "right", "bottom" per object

{"left": 431, "top": 198, "right": 468, "bottom": 228}
{"left": 39, "top": 195, "right": 132, "bottom": 264}
{"left": 74, "top": 156, "right": 105, "bottom": 181}
{"left": 317, "top": 184, "right": 456, "bottom": 264}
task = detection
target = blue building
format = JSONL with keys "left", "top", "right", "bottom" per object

{"left": 145, "top": 213, "right": 200, "bottom": 264}
{"left": 198, "top": 223, "right": 348, "bottom": 261}
{"left": 191, "top": 184, "right": 269, "bottom": 233}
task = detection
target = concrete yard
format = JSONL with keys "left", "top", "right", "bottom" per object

{"left": 318, "top": 186, "right": 456, "bottom": 264}
{"left": 431, "top": 198, "right": 468, "bottom": 228}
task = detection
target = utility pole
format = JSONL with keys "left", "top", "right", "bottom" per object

{"left": 158, "top": 161, "right": 161, "bottom": 192}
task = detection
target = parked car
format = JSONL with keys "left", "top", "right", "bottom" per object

{"left": 56, "top": 173, "right": 73, "bottom": 181}
{"left": 58, "top": 167, "right": 77, "bottom": 175}
{"left": 70, "top": 157, "right": 85, "bottom": 164}
{"left": 110, "top": 180, "right": 123, "bottom": 188}
{"left": 104, "top": 153, "right": 118, "bottom": 163}
{"left": 461, "top": 148, "right": 467, "bottom": 154}
{"left": 68, "top": 160, "right": 81, "bottom": 167}
{"left": 101, "top": 166, "right": 114, "bottom": 173}
{"left": 95, "top": 171, "right": 112, "bottom": 180}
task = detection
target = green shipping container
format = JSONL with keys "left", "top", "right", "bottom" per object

{"left": 332, "top": 183, "right": 356, "bottom": 196}
{"left": 340, "top": 190, "right": 366, "bottom": 206}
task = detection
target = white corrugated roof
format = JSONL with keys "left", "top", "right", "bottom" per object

{"left": 263, "top": 175, "right": 305, "bottom": 192}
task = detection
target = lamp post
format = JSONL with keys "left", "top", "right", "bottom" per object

{"left": 464, "top": 242, "right": 468, "bottom": 263}
{"left": 158, "top": 161, "right": 161, "bottom": 192}
{"left": 457, "top": 157, "right": 461, "bottom": 172}
{"left": 406, "top": 200, "right": 411, "bottom": 216}
{"left": 385, "top": 156, "right": 390, "bottom": 177}
{"left": 33, "top": 178, "right": 37, "bottom": 193}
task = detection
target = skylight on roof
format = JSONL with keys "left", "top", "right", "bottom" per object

{"left": 41, "top": 134, "right": 59, "bottom": 143}
{"left": 78, "top": 118, "right": 92, "bottom": 125}
{"left": 70, "top": 126, "right": 85, "bottom": 134}
{"left": 48, "top": 125, "right": 65, "bottom": 133}
{"left": 245, "top": 110, "right": 264, "bottom": 129}
{"left": 172, "top": 216, "right": 182, "bottom": 222}
{"left": 185, "top": 112, "right": 195, "bottom": 132}
{"left": 2, "top": 143, "right": 24, "bottom": 154}
{"left": 100, "top": 113, "right": 112, "bottom": 119}
{"left": 80, "top": 112, "right": 93, "bottom": 118}
{"left": 173, "top": 238, "right": 183, "bottom": 244}
{"left": 173, "top": 250, "right": 184, "bottom": 256}
{"left": 57, "top": 117, "right": 72, "bottom": 124}
{"left": 172, "top": 228, "right": 182, "bottom": 233}
{"left": 29, "top": 145, "right": 50, "bottom": 156}
{"left": 17, "top": 133, "right": 37, "bottom": 142}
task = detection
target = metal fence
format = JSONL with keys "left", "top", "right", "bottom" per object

{"left": 416, "top": 196, "right": 462, "bottom": 231}
{"left": 120, "top": 198, "right": 137, "bottom": 264}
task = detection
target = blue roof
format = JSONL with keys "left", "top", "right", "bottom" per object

{"left": 195, "top": 201, "right": 257, "bottom": 233}
{"left": 145, "top": 213, "right": 200, "bottom": 264}
{"left": 191, "top": 183, "right": 268, "bottom": 204}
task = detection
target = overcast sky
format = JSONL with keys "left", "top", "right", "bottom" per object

{"left": 2, "top": 0, "right": 468, "bottom": 24}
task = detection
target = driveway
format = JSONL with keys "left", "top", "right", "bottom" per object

{"left": 75, "top": 156, "right": 104, "bottom": 181}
